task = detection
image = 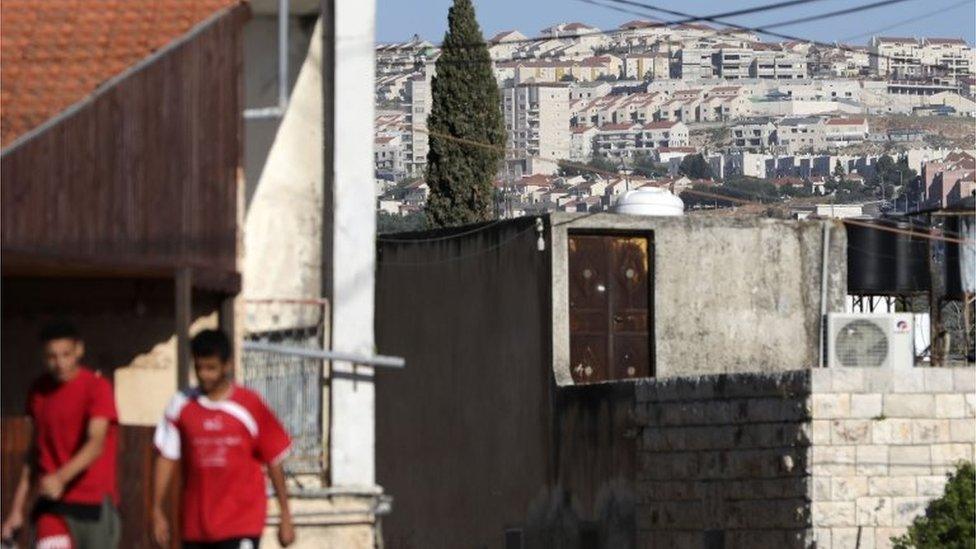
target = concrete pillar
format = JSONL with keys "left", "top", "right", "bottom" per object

{"left": 328, "top": 0, "right": 377, "bottom": 487}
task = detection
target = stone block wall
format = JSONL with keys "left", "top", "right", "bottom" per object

{"left": 634, "top": 366, "right": 976, "bottom": 549}
{"left": 809, "top": 366, "right": 976, "bottom": 549}
{"left": 635, "top": 372, "right": 813, "bottom": 548}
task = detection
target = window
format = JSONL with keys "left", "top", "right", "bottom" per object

{"left": 568, "top": 233, "right": 653, "bottom": 383}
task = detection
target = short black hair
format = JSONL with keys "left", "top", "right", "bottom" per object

{"left": 190, "top": 329, "right": 231, "bottom": 362}
{"left": 39, "top": 320, "right": 81, "bottom": 343}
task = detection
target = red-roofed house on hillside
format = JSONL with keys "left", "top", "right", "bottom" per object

{"left": 1, "top": 4, "right": 249, "bottom": 541}
{"left": 821, "top": 117, "right": 869, "bottom": 147}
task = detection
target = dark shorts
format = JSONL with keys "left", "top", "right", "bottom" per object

{"left": 183, "top": 537, "right": 260, "bottom": 549}
{"left": 32, "top": 497, "right": 120, "bottom": 549}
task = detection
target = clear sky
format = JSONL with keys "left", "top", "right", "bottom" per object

{"left": 375, "top": 0, "right": 976, "bottom": 46}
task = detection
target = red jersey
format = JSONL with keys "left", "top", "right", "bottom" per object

{"left": 154, "top": 385, "right": 291, "bottom": 542}
{"left": 27, "top": 367, "right": 119, "bottom": 505}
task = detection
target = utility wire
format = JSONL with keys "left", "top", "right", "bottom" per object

{"left": 377, "top": 0, "right": 955, "bottom": 76}
{"left": 407, "top": 127, "right": 975, "bottom": 246}
{"left": 377, "top": 0, "right": 835, "bottom": 51}
{"left": 598, "top": 0, "right": 955, "bottom": 72}
{"left": 838, "top": 0, "right": 973, "bottom": 42}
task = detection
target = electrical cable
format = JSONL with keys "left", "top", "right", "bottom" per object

{"left": 406, "top": 126, "right": 975, "bottom": 245}
{"left": 597, "top": 0, "right": 956, "bottom": 72}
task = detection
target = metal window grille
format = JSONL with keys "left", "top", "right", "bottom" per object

{"left": 242, "top": 299, "right": 327, "bottom": 474}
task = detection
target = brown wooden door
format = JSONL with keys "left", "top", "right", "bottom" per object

{"left": 568, "top": 234, "right": 651, "bottom": 383}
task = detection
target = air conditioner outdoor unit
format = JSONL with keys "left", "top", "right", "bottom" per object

{"left": 826, "top": 313, "right": 915, "bottom": 370}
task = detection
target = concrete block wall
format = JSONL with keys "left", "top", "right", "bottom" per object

{"left": 634, "top": 372, "right": 813, "bottom": 548}
{"left": 809, "top": 366, "right": 976, "bottom": 549}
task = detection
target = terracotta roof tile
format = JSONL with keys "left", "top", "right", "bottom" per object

{"left": 1, "top": 0, "right": 240, "bottom": 146}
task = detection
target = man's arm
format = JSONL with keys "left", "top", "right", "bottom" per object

{"left": 267, "top": 462, "right": 295, "bottom": 547}
{"left": 38, "top": 417, "right": 109, "bottom": 500}
{"left": 151, "top": 456, "right": 178, "bottom": 547}
{"left": 1, "top": 448, "right": 33, "bottom": 540}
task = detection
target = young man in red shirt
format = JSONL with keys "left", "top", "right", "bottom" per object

{"left": 152, "top": 329, "right": 295, "bottom": 549}
{"left": 0, "top": 321, "right": 120, "bottom": 549}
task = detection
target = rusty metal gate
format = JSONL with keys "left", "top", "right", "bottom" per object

{"left": 242, "top": 299, "right": 327, "bottom": 473}
{"left": 568, "top": 234, "right": 653, "bottom": 383}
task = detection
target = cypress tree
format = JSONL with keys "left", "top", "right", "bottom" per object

{"left": 424, "top": 0, "right": 506, "bottom": 227}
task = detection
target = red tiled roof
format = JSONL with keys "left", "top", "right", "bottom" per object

{"left": 1, "top": 0, "right": 240, "bottom": 146}
{"left": 580, "top": 55, "right": 613, "bottom": 67}
{"left": 564, "top": 22, "right": 596, "bottom": 31}
{"left": 825, "top": 117, "right": 866, "bottom": 125}
{"left": 924, "top": 38, "right": 967, "bottom": 45}
{"left": 599, "top": 123, "right": 638, "bottom": 131}
{"left": 875, "top": 36, "right": 917, "bottom": 44}
{"left": 571, "top": 126, "right": 595, "bottom": 134}
{"left": 619, "top": 20, "right": 659, "bottom": 30}
{"left": 518, "top": 173, "right": 554, "bottom": 186}
{"left": 674, "top": 23, "right": 713, "bottom": 31}
{"left": 643, "top": 120, "right": 678, "bottom": 129}
{"left": 488, "top": 30, "right": 522, "bottom": 43}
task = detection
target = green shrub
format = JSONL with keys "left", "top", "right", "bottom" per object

{"left": 892, "top": 462, "right": 975, "bottom": 548}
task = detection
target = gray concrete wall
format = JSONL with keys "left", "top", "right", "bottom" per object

{"left": 376, "top": 218, "right": 554, "bottom": 548}
{"left": 550, "top": 213, "right": 847, "bottom": 383}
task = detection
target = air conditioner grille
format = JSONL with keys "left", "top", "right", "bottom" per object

{"left": 835, "top": 319, "right": 888, "bottom": 368}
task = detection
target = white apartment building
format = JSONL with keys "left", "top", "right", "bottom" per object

{"left": 487, "top": 30, "right": 528, "bottom": 61}
{"left": 593, "top": 120, "right": 689, "bottom": 160}
{"left": 502, "top": 83, "right": 571, "bottom": 175}
{"left": 570, "top": 126, "right": 598, "bottom": 161}
{"left": 374, "top": 134, "right": 404, "bottom": 176}
{"left": 375, "top": 36, "right": 436, "bottom": 75}
{"left": 870, "top": 37, "right": 923, "bottom": 78}
{"left": 730, "top": 119, "right": 777, "bottom": 150}
{"left": 676, "top": 47, "right": 715, "bottom": 79}
{"left": 569, "top": 81, "right": 613, "bottom": 102}
{"left": 512, "top": 55, "right": 622, "bottom": 84}
{"left": 621, "top": 53, "right": 670, "bottom": 80}
{"left": 405, "top": 74, "right": 431, "bottom": 175}
{"left": 614, "top": 20, "right": 672, "bottom": 48}
{"left": 920, "top": 38, "right": 973, "bottom": 79}
{"left": 571, "top": 92, "right": 665, "bottom": 127}
{"left": 870, "top": 36, "right": 973, "bottom": 79}
{"left": 716, "top": 48, "right": 753, "bottom": 80}
{"left": 776, "top": 115, "right": 824, "bottom": 152}
{"left": 821, "top": 116, "right": 869, "bottom": 147}
{"left": 751, "top": 50, "right": 807, "bottom": 79}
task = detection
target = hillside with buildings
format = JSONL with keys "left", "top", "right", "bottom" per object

{"left": 372, "top": 20, "right": 975, "bottom": 225}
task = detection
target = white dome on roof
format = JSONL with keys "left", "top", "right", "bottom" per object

{"left": 614, "top": 187, "right": 684, "bottom": 216}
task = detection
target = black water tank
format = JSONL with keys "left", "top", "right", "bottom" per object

{"left": 944, "top": 216, "right": 963, "bottom": 298}
{"left": 847, "top": 219, "right": 930, "bottom": 295}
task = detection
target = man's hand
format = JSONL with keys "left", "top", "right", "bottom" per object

{"left": 39, "top": 474, "right": 64, "bottom": 500}
{"left": 277, "top": 514, "right": 295, "bottom": 547}
{"left": 152, "top": 506, "right": 170, "bottom": 548}
{"left": 0, "top": 509, "right": 24, "bottom": 541}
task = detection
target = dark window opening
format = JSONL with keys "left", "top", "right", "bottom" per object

{"left": 568, "top": 232, "right": 654, "bottom": 383}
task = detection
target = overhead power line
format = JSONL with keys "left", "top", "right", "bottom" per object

{"left": 839, "top": 0, "right": 974, "bottom": 42}
{"left": 377, "top": 0, "right": 835, "bottom": 51}
{"left": 598, "top": 0, "right": 954, "bottom": 72}
{"left": 404, "top": 127, "right": 975, "bottom": 246}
